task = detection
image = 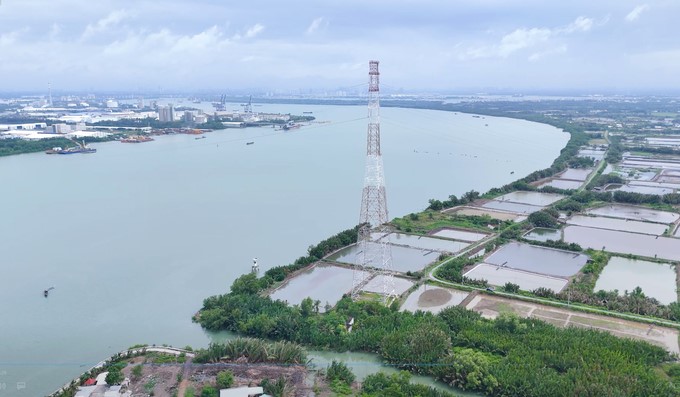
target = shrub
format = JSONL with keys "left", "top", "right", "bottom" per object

{"left": 216, "top": 370, "right": 234, "bottom": 389}
{"left": 326, "top": 361, "right": 355, "bottom": 386}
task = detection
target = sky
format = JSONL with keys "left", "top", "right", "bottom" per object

{"left": 0, "top": 0, "right": 679, "bottom": 94}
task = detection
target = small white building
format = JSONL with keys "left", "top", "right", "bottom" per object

{"left": 0, "top": 122, "right": 47, "bottom": 131}
{"left": 219, "top": 386, "right": 265, "bottom": 397}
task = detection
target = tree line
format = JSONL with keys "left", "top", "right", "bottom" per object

{"left": 195, "top": 273, "right": 679, "bottom": 397}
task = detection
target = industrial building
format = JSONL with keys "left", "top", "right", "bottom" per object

{"left": 158, "top": 105, "right": 175, "bottom": 122}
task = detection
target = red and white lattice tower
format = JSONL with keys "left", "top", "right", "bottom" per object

{"left": 351, "top": 60, "right": 395, "bottom": 301}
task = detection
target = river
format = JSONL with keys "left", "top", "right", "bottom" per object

{"left": 0, "top": 103, "right": 567, "bottom": 396}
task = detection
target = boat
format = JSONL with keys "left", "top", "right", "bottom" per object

{"left": 55, "top": 140, "right": 96, "bottom": 154}
{"left": 195, "top": 136, "right": 206, "bottom": 140}
{"left": 121, "top": 135, "right": 154, "bottom": 143}
{"left": 44, "top": 287, "right": 54, "bottom": 297}
{"left": 246, "top": 141, "right": 254, "bottom": 145}
{"left": 303, "top": 111, "right": 313, "bottom": 114}
{"left": 282, "top": 123, "right": 301, "bottom": 131}
{"left": 57, "top": 146, "right": 96, "bottom": 154}
{"left": 45, "top": 147, "right": 63, "bottom": 154}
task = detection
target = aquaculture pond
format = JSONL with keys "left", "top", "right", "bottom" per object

{"left": 482, "top": 200, "right": 543, "bottom": 215}
{"left": 387, "top": 232, "right": 470, "bottom": 253}
{"left": 594, "top": 257, "right": 677, "bottom": 305}
{"left": 559, "top": 168, "right": 593, "bottom": 181}
{"left": 485, "top": 242, "right": 588, "bottom": 277}
{"left": 494, "top": 191, "right": 564, "bottom": 206}
{"left": 566, "top": 215, "right": 668, "bottom": 236}
{"left": 431, "top": 228, "right": 489, "bottom": 242}
{"left": 464, "top": 263, "right": 568, "bottom": 292}
{"left": 563, "top": 225, "right": 680, "bottom": 261}
{"left": 523, "top": 228, "right": 562, "bottom": 242}
{"left": 328, "top": 243, "right": 437, "bottom": 272}
{"left": 362, "top": 275, "right": 414, "bottom": 295}
{"left": 400, "top": 285, "right": 470, "bottom": 314}
{"left": 447, "top": 206, "right": 523, "bottom": 221}
{"left": 270, "top": 264, "right": 365, "bottom": 309}
{"left": 586, "top": 205, "right": 679, "bottom": 224}
{"left": 539, "top": 179, "right": 582, "bottom": 190}
{"left": 617, "top": 185, "right": 674, "bottom": 195}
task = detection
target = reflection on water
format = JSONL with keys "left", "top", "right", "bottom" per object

{"left": 495, "top": 191, "right": 564, "bottom": 206}
{"left": 595, "top": 257, "right": 677, "bottom": 305}
{"left": 388, "top": 232, "right": 469, "bottom": 253}
{"left": 307, "top": 351, "right": 481, "bottom": 396}
{"left": 486, "top": 242, "right": 588, "bottom": 277}
{"left": 559, "top": 168, "right": 592, "bottom": 181}
{"left": 465, "top": 263, "right": 568, "bottom": 292}
{"left": 539, "top": 179, "right": 582, "bottom": 190}
{"left": 566, "top": 215, "right": 668, "bottom": 236}
{"left": 329, "top": 243, "right": 437, "bottom": 272}
{"left": 482, "top": 200, "right": 543, "bottom": 214}
{"left": 270, "top": 265, "right": 362, "bottom": 309}
{"left": 523, "top": 228, "right": 562, "bottom": 242}
{"left": 586, "top": 204, "right": 679, "bottom": 223}
{"left": 431, "top": 228, "right": 489, "bottom": 242}
{"left": 563, "top": 225, "right": 680, "bottom": 261}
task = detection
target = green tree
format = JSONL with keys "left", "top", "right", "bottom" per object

{"left": 326, "top": 360, "right": 355, "bottom": 385}
{"left": 300, "top": 297, "right": 314, "bottom": 317}
{"left": 200, "top": 386, "right": 218, "bottom": 397}
{"left": 528, "top": 210, "right": 558, "bottom": 228}
{"left": 380, "top": 321, "right": 451, "bottom": 374}
{"left": 216, "top": 370, "right": 234, "bottom": 389}
{"left": 503, "top": 282, "right": 520, "bottom": 293}
{"left": 434, "top": 349, "right": 499, "bottom": 394}
{"left": 105, "top": 369, "right": 123, "bottom": 385}
{"left": 230, "top": 273, "right": 261, "bottom": 295}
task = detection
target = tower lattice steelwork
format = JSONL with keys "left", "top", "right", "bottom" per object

{"left": 351, "top": 60, "right": 395, "bottom": 301}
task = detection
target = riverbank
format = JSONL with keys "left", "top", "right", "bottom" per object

{"left": 0, "top": 102, "right": 570, "bottom": 397}
{"left": 192, "top": 100, "right": 680, "bottom": 396}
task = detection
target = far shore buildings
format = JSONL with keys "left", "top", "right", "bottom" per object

{"left": 158, "top": 104, "right": 175, "bottom": 122}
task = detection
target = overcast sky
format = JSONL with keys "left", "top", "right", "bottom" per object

{"left": 1, "top": 0, "right": 679, "bottom": 93}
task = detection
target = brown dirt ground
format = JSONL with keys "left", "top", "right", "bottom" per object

{"left": 417, "top": 288, "right": 452, "bottom": 307}
{"left": 122, "top": 356, "right": 334, "bottom": 397}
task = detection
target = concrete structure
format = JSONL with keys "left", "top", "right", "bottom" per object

{"left": 74, "top": 386, "right": 97, "bottom": 397}
{"left": 258, "top": 113, "right": 290, "bottom": 122}
{"left": 0, "top": 122, "right": 47, "bottom": 131}
{"left": 220, "top": 386, "right": 265, "bottom": 397}
{"left": 222, "top": 121, "right": 245, "bottom": 128}
{"left": 52, "top": 124, "right": 72, "bottom": 134}
{"left": 158, "top": 105, "right": 175, "bottom": 122}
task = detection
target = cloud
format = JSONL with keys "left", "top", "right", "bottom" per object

{"left": 561, "top": 16, "right": 593, "bottom": 33}
{"left": 232, "top": 23, "right": 264, "bottom": 40}
{"left": 460, "top": 16, "right": 594, "bottom": 60}
{"left": 82, "top": 9, "right": 131, "bottom": 39}
{"left": 500, "top": 27, "right": 552, "bottom": 57}
{"left": 529, "top": 45, "right": 567, "bottom": 62}
{"left": 245, "top": 23, "right": 265, "bottom": 38}
{"left": 0, "top": 28, "right": 28, "bottom": 47}
{"left": 49, "top": 23, "right": 62, "bottom": 39}
{"left": 626, "top": 4, "right": 649, "bottom": 22}
{"left": 306, "top": 17, "right": 328, "bottom": 35}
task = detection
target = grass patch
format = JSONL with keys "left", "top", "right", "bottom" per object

{"left": 392, "top": 210, "right": 504, "bottom": 235}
